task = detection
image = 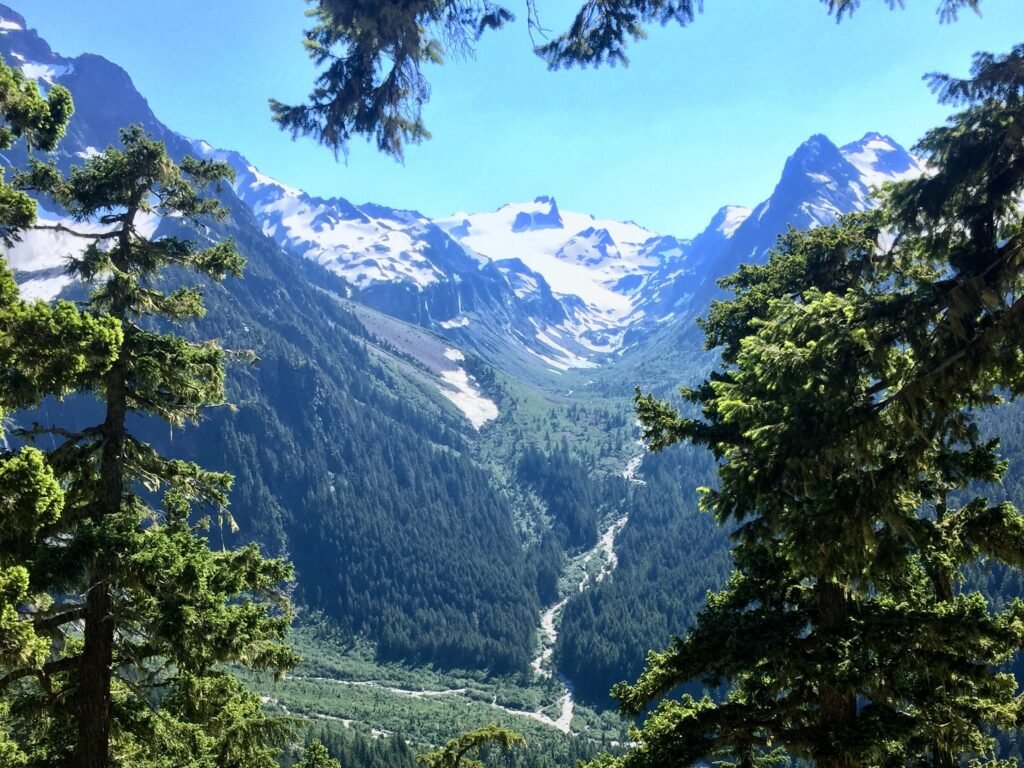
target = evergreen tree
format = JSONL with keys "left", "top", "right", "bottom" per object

{"left": 0, "top": 54, "right": 120, "bottom": 767}
{"left": 0, "top": 54, "right": 72, "bottom": 243}
{"left": 273, "top": 0, "right": 981, "bottom": 158}
{"left": 1, "top": 126, "right": 298, "bottom": 768}
{"left": 296, "top": 740, "right": 343, "bottom": 768}
{"left": 592, "top": 43, "right": 1024, "bottom": 768}
{"left": 415, "top": 724, "right": 525, "bottom": 768}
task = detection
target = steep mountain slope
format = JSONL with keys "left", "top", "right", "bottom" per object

{"left": 0, "top": 0, "right": 944, "bottom": 706}
{"left": 0, "top": 4, "right": 541, "bottom": 673}
{"left": 605, "top": 131, "right": 927, "bottom": 391}
{"left": 690, "top": 132, "right": 923, "bottom": 301}
{"left": 190, "top": 144, "right": 590, "bottom": 378}
{"left": 189, "top": 123, "right": 924, "bottom": 381}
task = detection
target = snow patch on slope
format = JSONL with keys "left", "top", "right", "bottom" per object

{"left": 716, "top": 205, "right": 752, "bottom": 237}
{"left": 841, "top": 133, "right": 924, "bottom": 190}
{"left": 20, "top": 60, "right": 71, "bottom": 83}
{"left": 438, "top": 348, "right": 498, "bottom": 429}
{"left": 229, "top": 161, "right": 452, "bottom": 289}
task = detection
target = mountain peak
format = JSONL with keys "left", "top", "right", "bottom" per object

{"left": 511, "top": 196, "right": 563, "bottom": 233}
{"left": 775, "top": 134, "right": 850, "bottom": 192}
{"left": 790, "top": 133, "right": 842, "bottom": 162}
{"left": 709, "top": 205, "right": 752, "bottom": 238}
{"left": 0, "top": 4, "right": 59, "bottom": 66}
{"left": 855, "top": 131, "right": 895, "bottom": 145}
{"left": 0, "top": 4, "right": 25, "bottom": 31}
{"left": 840, "top": 132, "right": 922, "bottom": 188}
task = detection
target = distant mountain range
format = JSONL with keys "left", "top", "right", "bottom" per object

{"left": 189, "top": 131, "right": 923, "bottom": 372}
{"left": 0, "top": 0, "right": 931, "bottom": 688}
{"left": 0, "top": 0, "right": 923, "bottom": 375}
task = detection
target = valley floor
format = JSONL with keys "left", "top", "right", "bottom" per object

{"left": 248, "top": 500, "right": 641, "bottom": 753}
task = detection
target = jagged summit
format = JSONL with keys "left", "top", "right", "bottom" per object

{"left": 0, "top": 3, "right": 66, "bottom": 81}
{"left": 779, "top": 133, "right": 851, "bottom": 185}
{"left": 0, "top": 4, "right": 26, "bottom": 31}
{"left": 841, "top": 131, "right": 922, "bottom": 187}
{"left": 181, "top": 125, "right": 924, "bottom": 370}
{"left": 511, "top": 197, "right": 564, "bottom": 232}
{"left": 709, "top": 205, "right": 752, "bottom": 237}
{"left": 1, "top": 3, "right": 925, "bottom": 373}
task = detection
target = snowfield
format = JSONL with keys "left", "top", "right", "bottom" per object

{"left": 175, "top": 133, "right": 930, "bottom": 372}
{"left": 437, "top": 348, "right": 498, "bottom": 429}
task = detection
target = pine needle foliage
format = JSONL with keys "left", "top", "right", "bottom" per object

{"left": 295, "top": 740, "right": 343, "bottom": 768}
{"left": 415, "top": 724, "right": 526, "bottom": 768}
{"left": 0, "top": 54, "right": 73, "bottom": 244}
{"left": 597, "top": 43, "right": 1024, "bottom": 768}
{"left": 275, "top": 0, "right": 982, "bottom": 159}
{"left": 0, "top": 55, "right": 120, "bottom": 767}
{"left": 1, "top": 126, "right": 298, "bottom": 768}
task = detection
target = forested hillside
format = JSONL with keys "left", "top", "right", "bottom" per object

{"left": 0, "top": 8, "right": 543, "bottom": 673}
{"left": 555, "top": 444, "right": 727, "bottom": 705}
{"left": 5, "top": 3, "right": 1024, "bottom": 766}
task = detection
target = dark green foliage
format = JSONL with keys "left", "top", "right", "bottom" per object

{"left": 279, "top": 721, "right": 604, "bottom": 768}
{"left": 296, "top": 740, "right": 343, "bottom": 768}
{"left": 1, "top": 127, "right": 297, "bottom": 768}
{"left": 287, "top": 434, "right": 538, "bottom": 672}
{"left": 129, "top": 167, "right": 541, "bottom": 674}
{"left": 518, "top": 444, "right": 601, "bottom": 550}
{"left": 0, "top": 54, "right": 73, "bottom": 244}
{"left": 282, "top": 722, "right": 601, "bottom": 768}
{"left": 0, "top": 54, "right": 120, "bottom": 767}
{"left": 555, "top": 444, "right": 728, "bottom": 706}
{"left": 279, "top": 1, "right": 984, "bottom": 158}
{"left": 416, "top": 724, "right": 526, "bottom": 768}
{"left": 0, "top": 79, "right": 545, "bottom": 676}
{"left": 526, "top": 531, "right": 564, "bottom": 606}
{"left": 270, "top": 0, "right": 513, "bottom": 159}
{"left": 614, "top": 223, "right": 1023, "bottom": 766}
{"left": 826, "top": 0, "right": 980, "bottom": 21}
{"left": 594, "top": 44, "right": 1024, "bottom": 767}
{"left": 533, "top": 1, "right": 700, "bottom": 70}
{"left": 282, "top": 725, "right": 418, "bottom": 768}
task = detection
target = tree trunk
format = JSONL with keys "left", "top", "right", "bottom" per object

{"left": 932, "top": 492, "right": 956, "bottom": 768}
{"left": 816, "top": 579, "right": 857, "bottom": 768}
{"left": 76, "top": 571, "right": 114, "bottom": 768}
{"left": 74, "top": 357, "right": 127, "bottom": 768}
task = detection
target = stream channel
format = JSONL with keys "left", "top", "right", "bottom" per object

{"left": 287, "top": 452, "right": 646, "bottom": 735}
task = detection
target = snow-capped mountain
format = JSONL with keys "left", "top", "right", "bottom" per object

{"left": 673, "top": 132, "right": 926, "bottom": 318}
{"left": 191, "top": 138, "right": 666, "bottom": 370}
{"left": 191, "top": 130, "right": 923, "bottom": 370}
{"left": 0, "top": 0, "right": 925, "bottom": 374}
{"left": 0, "top": 5, "right": 174, "bottom": 302}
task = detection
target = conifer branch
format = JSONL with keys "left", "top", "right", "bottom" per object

{"left": 32, "top": 222, "right": 118, "bottom": 240}
{"left": 0, "top": 655, "right": 80, "bottom": 691}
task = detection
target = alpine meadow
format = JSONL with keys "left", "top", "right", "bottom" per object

{"left": 3, "top": 1, "right": 1024, "bottom": 767}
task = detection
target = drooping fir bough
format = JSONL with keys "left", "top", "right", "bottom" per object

{"left": 0, "top": 124, "right": 298, "bottom": 768}
{"left": 593, "top": 44, "right": 1024, "bottom": 768}
{"left": 274, "top": 0, "right": 982, "bottom": 159}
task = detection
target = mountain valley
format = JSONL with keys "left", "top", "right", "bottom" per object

{"left": 3, "top": 4, "right": 1023, "bottom": 765}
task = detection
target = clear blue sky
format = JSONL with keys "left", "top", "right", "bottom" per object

{"left": 19, "top": 1, "right": 1024, "bottom": 236}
